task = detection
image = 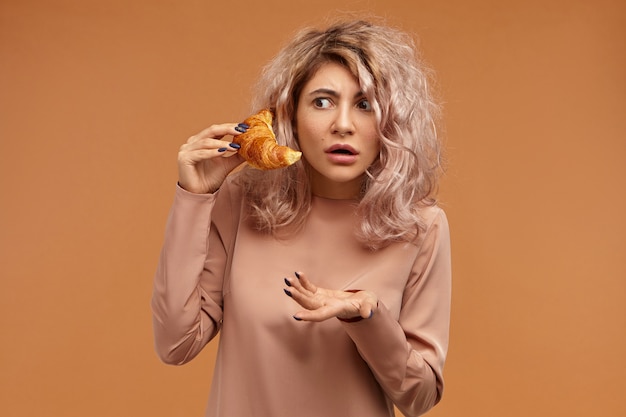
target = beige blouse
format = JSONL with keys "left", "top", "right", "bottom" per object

{"left": 152, "top": 176, "right": 451, "bottom": 417}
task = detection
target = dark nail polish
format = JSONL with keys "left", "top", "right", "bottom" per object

{"left": 238, "top": 123, "right": 250, "bottom": 128}
{"left": 284, "top": 289, "right": 292, "bottom": 297}
{"left": 294, "top": 272, "right": 301, "bottom": 279}
{"left": 218, "top": 147, "right": 227, "bottom": 152}
{"left": 284, "top": 278, "right": 291, "bottom": 287}
{"left": 229, "top": 143, "right": 241, "bottom": 149}
{"left": 293, "top": 315, "right": 302, "bottom": 321}
{"left": 234, "top": 126, "right": 247, "bottom": 133}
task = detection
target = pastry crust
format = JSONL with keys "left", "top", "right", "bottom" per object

{"left": 233, "top": 109, "right": 302, "bottom": 170}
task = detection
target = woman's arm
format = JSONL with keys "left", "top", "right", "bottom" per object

{"left": 152, "top": 122, "right": 244, "bottom": 365}
{"left": 341, "top": 209, "right": 451, "bottom": 417}
{"left": 151, "top": 186, "right": 228, "bottom": 365}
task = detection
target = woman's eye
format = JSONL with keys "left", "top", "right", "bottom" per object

{"left": 313, "top": 97, "right": 332, "bottom": 108}
{"left": 357, "top": 99, "right": 372, "bottom": 111}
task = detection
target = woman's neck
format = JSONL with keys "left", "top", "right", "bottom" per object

{"left": 310, "top": 176, "right": 363, "bottom": 200}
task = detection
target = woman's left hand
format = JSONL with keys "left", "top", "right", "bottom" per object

{"left": 283, "top": 272, "right": 378, "bottom": 322}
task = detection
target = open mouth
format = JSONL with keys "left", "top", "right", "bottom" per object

{"left": 325, "top": 145, "right": 359, "bottom": 164}
{"left": 326, "top": 144, "right": 358, "bottom": 155}
{"left": 331, "top": 149, "right": 355, "bottom": 155}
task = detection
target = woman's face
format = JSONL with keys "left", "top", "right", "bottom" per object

{"left": 295, "top": 62, "right": 380, "bottom": 199}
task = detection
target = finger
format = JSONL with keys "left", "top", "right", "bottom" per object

{"left": 191, "top": 123, "right": 241, "bottom": 142}
{"left": 293, "top": 271, "right": 319, "bottom": 294}
{"left": 179, "top": 140, "right": 240, "bottom": 164}
{"left": 183, "top": 137, "right": 238, "bottom": 152}
{"left": 285, "top": 273, "right": 316, "bottom": 298}
{"left": 178, "top": 148, "right": 232, "bottom": 166}
{"left": 356, "top": 292, "right": 378, "bottom": 318}
{"left": 293, "top": 305, "right": 343, "bottom": 322}
{"left": 284, "top": 284, "right": 321, "bottom": 311}
{"left": 220, "top": 142, "right": 242, "bottom": 155}
{"left": 359, "top": 302, "right": 375, "bottom": 319}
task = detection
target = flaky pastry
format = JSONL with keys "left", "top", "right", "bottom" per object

{"left": 233, "top": 109, "right": 302, "bottom": 170}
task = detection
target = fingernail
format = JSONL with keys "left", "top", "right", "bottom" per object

{"left": 368, "top": 310, "right": 374, "bottom": 319}
{"left": 238, "top": 123, "right": 250, "bottom": 128}
{"left": 293, "top": 315, "right": 302, "bottom": 321}
{"left": 218, "top": 147, "right": 227, "bottom": 152}
{"left": 284, "top": 289, "right": 292, "bottom": 297}
{"left": 229, "top": 143, "right": 241, "bottom": 149}
{"left": 284, "top": 278, "right": 291, "bottom": 287}
{"left": 234, "top": 126, "right": 247, "bottom": 133}
{"left": 294, "top": 272, "right": 301, "bottom": 279}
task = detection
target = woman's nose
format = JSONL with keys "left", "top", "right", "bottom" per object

{"left": 331, "top": 106, "right": 355, "bottom": 137}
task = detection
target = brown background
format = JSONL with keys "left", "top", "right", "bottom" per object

{"left": 1, "top": 0, "right": 624, "bottom": 416}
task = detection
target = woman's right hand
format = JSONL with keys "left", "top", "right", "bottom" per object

{"left": 177, "top": 123, "right": 247, "bottom": 194}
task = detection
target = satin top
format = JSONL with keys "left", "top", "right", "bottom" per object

{"left": 152, "top": 176, "right": 451, "bottom": 417}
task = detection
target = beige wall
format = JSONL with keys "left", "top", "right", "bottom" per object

{"left": 1, "top": 0, "right": 624, "bottom": 416}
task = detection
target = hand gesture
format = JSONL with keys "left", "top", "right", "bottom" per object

{"left": 177, "top": 123, "right": 248, "bottom": 194}
{"left": 283, "top": 272, "right": 378, "bottom": 322}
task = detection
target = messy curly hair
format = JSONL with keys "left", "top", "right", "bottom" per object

{"left": 238, "top": 18, "right": 444, "bottom": 249}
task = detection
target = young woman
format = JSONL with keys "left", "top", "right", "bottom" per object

{"left": 152, "top": 19, "right": 451, "bottom": 417}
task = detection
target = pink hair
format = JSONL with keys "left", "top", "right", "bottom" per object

{"left": 237, "top": 19, "right": 444, "bottom": 249}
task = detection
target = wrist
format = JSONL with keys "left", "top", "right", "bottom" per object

{"left": 177, "top": 181, "right": 217, "bottom": 195}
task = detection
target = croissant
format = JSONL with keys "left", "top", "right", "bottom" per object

{"left": 233, "top": 109, "right": 302, "bottom": 170}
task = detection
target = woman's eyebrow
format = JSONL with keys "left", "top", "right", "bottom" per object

{"left": 308, "top": 88, "right": 339, "bottom": 97}
{"left": 308, "top": 88, "right": 366, "bottom": 98}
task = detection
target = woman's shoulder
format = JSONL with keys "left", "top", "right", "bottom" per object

{"left": 413, "top": 203, "right": 450, "bottom": 244}
{"left": 417, "top": 203, "right": 448, "bottom": 226}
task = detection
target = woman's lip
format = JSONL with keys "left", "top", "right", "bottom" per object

{"left": 325, "top": 152, "right": 358, "bottom": 164}
{"left": 324, "top": 144, "right": 359, "bottom": 164}
{"left": 324, "top": 144, "right": 359, "bottom": 154}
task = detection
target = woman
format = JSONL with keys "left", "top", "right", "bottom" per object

{"left": 152, "top": 19, "right": 451, "bottom": 417}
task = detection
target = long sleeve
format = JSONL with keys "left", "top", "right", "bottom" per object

{"left": 151, "top": 185, "right": 232, "bottom": 365}
{"left": 341, "top": 208, "right": 452, "bottom": 417}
